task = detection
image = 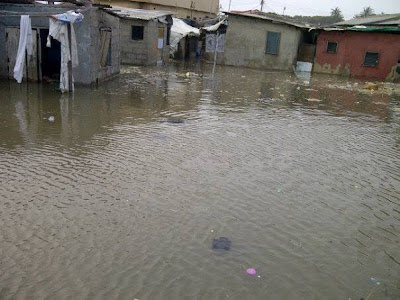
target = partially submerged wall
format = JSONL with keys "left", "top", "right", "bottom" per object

{"left": 120, "top": 18, "right": 169, "bottom": 66}
{"left": 86, "top": 9, "right": 120, "bottom": 84}
{"left": 219, "top": 15, "right": 302, "bottom": 71}
{"left": 314, "top": 31, "right": 400, "bottom": 81}
{"left": 0, "top": 4, "right": 120, "bottom": 85}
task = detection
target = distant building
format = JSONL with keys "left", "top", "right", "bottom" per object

{"left": 0, "top": 2, "right": 120, "bottom": 86}
{"left": 313, "top": 14, "right": 400, "bottom": 81}
{"left": 96, "top": 0, "right": 219, "bottom": 20}
{"left": 104, "top": 7, "right": 172, "bottom": 66}
{"left": 212, "top": 12, "right": 305, "bottom": 71}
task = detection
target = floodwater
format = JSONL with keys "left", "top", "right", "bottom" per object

{"left": 1, "top": 63, "right": 400, "bottom": 300}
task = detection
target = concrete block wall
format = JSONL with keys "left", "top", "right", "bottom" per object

{"left": 120, "top": 19, "right": 169, "bottom": 66}
{"left": 0, "top": 22, "right": 7, "bottom": 78}
{"left": 89, "top": 10, "right": 120, "bottom": 84}
{"left": 120, "top": 19, "right": 148, "bottom": 65}
{"left": 221, "top": 15, "right": 302, "bottom": 71}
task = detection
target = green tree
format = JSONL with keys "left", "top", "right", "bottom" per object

{"left": 331, "top": 7, "right": 344, "bottom": 22}
{"left": 355, "top": 6, "right": 375, "bottom": 18}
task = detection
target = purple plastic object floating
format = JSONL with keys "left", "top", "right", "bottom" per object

{"left": 246, "top": 268, "right": 257, "bottom": 275}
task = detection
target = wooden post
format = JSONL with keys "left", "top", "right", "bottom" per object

{"left": 212, "top": 31, "right": 219, "bottom": 78}
{"left": 67, "top": 23, "right": 73, "bottom": 92}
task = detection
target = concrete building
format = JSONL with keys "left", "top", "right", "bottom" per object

{"left": 313, "top": 14, "right": 400, "bottom": 81}
{"left": 104, "top": 6, "right": 172, "bottom": 66}
{"left": 96, "top": 0, "right": 219, "bottom": 20}
{"left": 0, "top": 3, "right": 120, "bottom": 85}
{"left": 214, "top": 12, "right": 304, "bottom": 71}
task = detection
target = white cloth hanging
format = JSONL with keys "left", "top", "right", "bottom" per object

{"left": 13, "top": 15, "right": 33, "bottom": 83}
{"left": 47, "top": 18, "right": 78, "bottom": 93}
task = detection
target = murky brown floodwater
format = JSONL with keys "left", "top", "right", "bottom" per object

{"left": 1, "top": 63, "right": 400, "bottom": 299}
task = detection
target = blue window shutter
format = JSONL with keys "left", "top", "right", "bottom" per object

{"left": 266, "top": 32, "right": 281, "bottom": 54}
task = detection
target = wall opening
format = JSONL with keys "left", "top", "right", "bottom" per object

{"left": 132, "top": 26, "right": 144, "bottom": 40}
{"left": 40, "top": 29, "right": 61, "bottom": 82}
{"left": 363, "top": 52, "right": 380, "bottom": 67}
{"left": 326, "top": 41, "right": 338, "bottom": 54}
{"left": 397, "top": 58, "right": 400, "bottom": 75}
{"left": 100, "top": 28, "right": 112, "bottom": 67}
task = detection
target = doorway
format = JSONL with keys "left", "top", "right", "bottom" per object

{"left": 40, "top": 29, "right": 61, "bottom": 82}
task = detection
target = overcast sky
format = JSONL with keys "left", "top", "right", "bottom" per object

{"left": 220, "top": 0, "right": 400, "bottom": 20}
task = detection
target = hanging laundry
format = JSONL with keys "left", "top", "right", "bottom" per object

{"left": 53, "top": 11, "right": 84, "bottom": 24}
{"left": 47, "top": 11, "right": 82, "bottom": 93}
{"left": 13, "top": 15, "right": 32, "bottom": 83}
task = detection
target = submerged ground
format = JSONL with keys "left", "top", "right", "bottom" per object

{"left": 0, "top": 63, "right": 399, "bottom": 299}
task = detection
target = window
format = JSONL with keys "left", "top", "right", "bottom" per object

{"left": 363, "top": 52, "right": 380, "bottom": 67}
{"left": 326, "top": 41, "right": 338, "bottom": 54}
{"left": 100, "top": 28, "right": 112, "bottom": 67}
{"left": 266, "top": 31, "right": 280, "bottom": 55}
{"left": 131, "top": 26, "right": 144, "bottom": 40}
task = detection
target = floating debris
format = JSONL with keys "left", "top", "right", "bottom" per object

{"left": 212, "top": 237, "right": 231, "bottom": 250}
{"left": 246, "top": 268, "right": 257, "bottom": 275}
{"left": 167, "top": 118, "right": 185, "bottom": 124}
{"left": 364, "top": 82, "right": 379, "bottom": 91}
{"left": 48, "top": 116, "right": 55, "bottom": 122}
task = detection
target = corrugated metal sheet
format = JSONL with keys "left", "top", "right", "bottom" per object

{"left": 103, "top": 6, "right": 172, "bottom": 21}
{"left": 224, "top": 12, "right": 307, "bottom": 29}
{"left": 322, "top": 26, "right": 400, "bottom": 33}
{"left": 335, "top": 14, "right": 400, "bottom": 26}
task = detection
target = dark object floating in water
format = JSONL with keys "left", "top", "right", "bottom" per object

{"left": 167, "top": 118, "right": 185, "bottom": 124}
{"left": 212, "top": 237, "right": 231, "bottom": 250}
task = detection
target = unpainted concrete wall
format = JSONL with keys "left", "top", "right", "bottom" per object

{"left": 0, "top": 4, "right": 120, "bottom": 85}
{"left": 120, "top": 19, "right": 169, "bottom": 66}
{"left": 218, "top": 15, "right": 302, "bottom": 71}
{"left": 314, "top": 31, "right": 400, "bottom": 81}
{"left": 86, "top": 9, "right": 120, "bottom": 84}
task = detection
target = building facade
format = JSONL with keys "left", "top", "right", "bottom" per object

{"left": 314, "top": 14, "right": 400, "bottom": 81}
{"left": 0, "top": 3, "right": 120, "bottom": 85}
{"left": 215, "top": 13, "right": 303, "bottom": 71}
{"left": 96, "top": 0, "right": 219, "bottom": 19}
{"left": 105, "top": 7, "right": 172, "bottom": 66}
{"left": 314, "top": 30, "right": 400, "bottom": 81}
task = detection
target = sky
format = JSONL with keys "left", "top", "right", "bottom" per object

{"left": 219, "top": 0, "right": 400, "bottom": 20}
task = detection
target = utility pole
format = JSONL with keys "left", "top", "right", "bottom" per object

{"left": 260, "top": 0, "right": 264, "bottom": 12}
{"left": 228, "top": 0, "right": 232, "bottom": 12}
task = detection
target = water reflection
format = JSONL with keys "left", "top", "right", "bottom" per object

{"left": 1, "top": 65, "right": 398, "bottom": 150}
